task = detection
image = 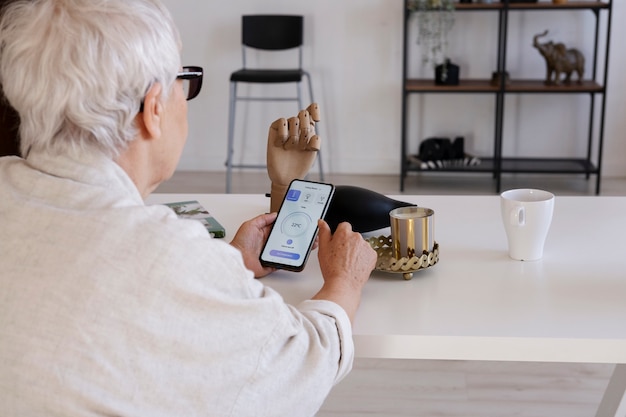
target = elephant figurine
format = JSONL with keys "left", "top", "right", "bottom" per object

{"left": 533, "top": 30, "right": 585, "bottom": 85}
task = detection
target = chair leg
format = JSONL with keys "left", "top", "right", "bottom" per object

{"left": 304, "top": 73, "right": 324, "bottom": 181}
{"left": 226, "top": 82, "right": 237, "bottom": 193}
{"left": 296, "top": 82, "right": 303, "bottom": 111}
{"left": 297, "top": 80, "right": 321, "bottom": 181}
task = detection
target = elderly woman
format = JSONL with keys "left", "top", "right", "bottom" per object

{"left": 0, "top": 1, "right": 376, "bottom": 416}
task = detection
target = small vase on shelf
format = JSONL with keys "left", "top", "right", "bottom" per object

{"left": 435, "top": 59, "right": 459, "bottom": 85}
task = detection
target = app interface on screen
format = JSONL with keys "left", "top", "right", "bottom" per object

{"left": 262, "top": 182, "right": 332, "bottom": 268}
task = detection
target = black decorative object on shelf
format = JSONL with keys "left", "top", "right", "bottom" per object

{"left": 324, "top": 185, "right": 415, "bottom": 233}
{"left": 491, "top": 71, "right": 510, "bottom": 87}
{"left": 419, "top": 137, "right": 464, "bottom": 161}
{"left": 414, "top": 137, "right": 480, "bottom": 169}
{"left": 435, "top": 59, "right": 459, "bottom": 85}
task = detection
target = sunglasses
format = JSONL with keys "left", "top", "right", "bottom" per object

{"left": 139, "top": 66, "right": 203, "bottom": 112}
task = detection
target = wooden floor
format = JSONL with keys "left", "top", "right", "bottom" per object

{"left": 156, "top": 170, "right": 626, "bottom": 197}
{"left": 321, "top": 360, "right": 615, "bottom": 417}
{"left": 156, "top": 170, "right": 625, "bottom": 417}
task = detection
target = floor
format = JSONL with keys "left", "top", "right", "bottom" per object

{"left": 156, "top": 170, "right": 625, "bottom": 417}
{"left": 156, "top": 170, "right": 626, "bottom": 197}
{"left": 321, "top": 360, "right": 615, "bottom": 417}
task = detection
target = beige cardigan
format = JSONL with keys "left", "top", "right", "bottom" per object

{"left": 0, "top": 150, "right": 353, "bottom": 417}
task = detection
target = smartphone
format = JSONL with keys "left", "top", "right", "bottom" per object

{"left": 260, "top": 179, "right": 335, "bottom": 272}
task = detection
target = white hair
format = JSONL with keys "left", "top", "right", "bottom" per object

{"left": 0, "top": 0, "right": 181, "bottom": 158}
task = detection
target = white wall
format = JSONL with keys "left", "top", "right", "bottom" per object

{"left": 162, "top": 0, "right": 626, "bottom": 177}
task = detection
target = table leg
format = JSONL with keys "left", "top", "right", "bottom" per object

{"left": 595, "top": 364, "right": 626, "bottom": 417}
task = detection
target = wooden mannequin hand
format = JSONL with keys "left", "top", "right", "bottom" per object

{"left": 267, "top": 103, "right": 321, "bottom": 212}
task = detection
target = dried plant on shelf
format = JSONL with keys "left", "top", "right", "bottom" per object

{"left": 408, "top": 0, "right": 455, "bottom": 68}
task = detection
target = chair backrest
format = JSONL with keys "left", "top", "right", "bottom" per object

{"left": 242, "top": 15, "right": 303, "bottom": 51}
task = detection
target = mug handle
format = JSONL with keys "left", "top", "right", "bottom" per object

{"left": 510, "top": 206, "right": 525, "bottom": 227}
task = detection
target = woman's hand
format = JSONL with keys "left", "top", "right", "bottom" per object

{"left": 230, "top": 212, "right": 277, "bottom": 278}
{"left": 313, "top": 219, "right": 377, "bottom": 322}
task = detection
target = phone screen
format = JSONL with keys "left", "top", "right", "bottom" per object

{"left": 260, "top": 179, "right": 335, "bottom": 272}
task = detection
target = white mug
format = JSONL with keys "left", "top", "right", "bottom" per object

{"left": 500, "top": 189, "right": 555, "bottom": 261}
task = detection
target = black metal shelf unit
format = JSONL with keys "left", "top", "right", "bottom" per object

{"left": 400, "top": 0, "right": 613, "bottom": 194}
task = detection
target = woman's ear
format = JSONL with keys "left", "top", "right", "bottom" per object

{"left": 139, "top": 83, "right": 163, "bottom": 140}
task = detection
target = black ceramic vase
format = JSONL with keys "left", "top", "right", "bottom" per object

{"left": 324, "top": 185, "right": 416, "bottom": 233}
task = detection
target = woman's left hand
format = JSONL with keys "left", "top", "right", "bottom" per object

{"left": 230, "top": 212, "right": 278, "bottom": 278}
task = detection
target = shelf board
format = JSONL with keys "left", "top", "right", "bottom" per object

{"left": 405, "top": 79, "right": 603, "bottom": 93}
{"left": 454, "top": 3, "right": 502, "bottom": 11}
{"left": 505, "top": 79, "right": 604, "bottom": 93}
{"left": 452, "top": 1, "right": 609, "bottom": 11}
{"left": 405, "top": 79, "right": 500, "bottom": 93}
{"left": 406, "top": 157, "right": 598, "bottom": 174}
{"left": 503, "top": 1, "right": 609, "bottom": 11}
{"left": 499, "top": 157, "right": 598, "bottom": 173}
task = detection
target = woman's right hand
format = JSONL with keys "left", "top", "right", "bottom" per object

{"left": 312, "top": 219, "right": 377, "bottom": 322}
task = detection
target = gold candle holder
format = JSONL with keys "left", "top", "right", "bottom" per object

{"left": 366, "top": 235, "right": 439, "bottom": 280}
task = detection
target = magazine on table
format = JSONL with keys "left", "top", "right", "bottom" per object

{"left": 164, "top": 200, "right": 226, "bottom": 238}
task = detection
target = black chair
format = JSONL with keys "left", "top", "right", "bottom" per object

{"left": 226, "top": 14, "right": 324, "bottom": 193}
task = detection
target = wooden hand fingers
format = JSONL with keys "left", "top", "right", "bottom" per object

{"left": 271, "top": 104, "right": 321, "bottom": 151}
{"left": 306, "top": 103, "right": 320, "bottom": 121}
{"left": 284, "top": 116, "right": 300, "bottom": 150}
{"left": 270, "top": 118, "right": 288, "bottom": 147}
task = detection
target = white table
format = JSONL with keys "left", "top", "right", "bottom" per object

{"left": 147, "top": 193, "right": 626, "bottom": 417}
